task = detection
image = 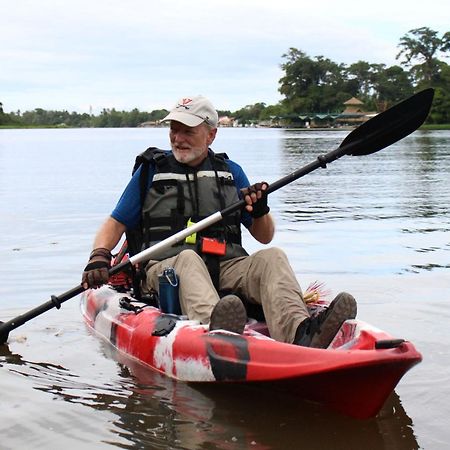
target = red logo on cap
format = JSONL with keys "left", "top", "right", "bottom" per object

{"left": 176, "top": 98, "right": 193, "bottom": 110}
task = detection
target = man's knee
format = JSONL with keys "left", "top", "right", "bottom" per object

{"left": 255, "top": 247, "right": 288, "bottom": 263}
{"left": 175, "top": 250, "right": 207, "bottom": 273}
{"left": 177, "top": 249, "right": 203, "bottom": 264}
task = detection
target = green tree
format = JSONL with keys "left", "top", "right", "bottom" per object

{"left": 427, "top": 61, "right": 450, "bottom": 123}
{"left": 345, "top": 61, "right": 374, "bottom": 97}
{"left": 233, "top": 102, "right": 267, "bottom": 125}
{"left": 0, "top": 101, "right": 5, "bottom": 125}
{"left": 148, "top": 109, "right": 169, "bottom": 122}
{"left": 396, "top": 27, "right": 450, "bottom": 85}
{"left": 279, "top": 48, "right": 346, "bottom": 113}
{"left": 258, "top": 103, "right": 289, "bottom": 121}
{"left": 370, "top": 64, "right": 414, "bottom": 110}
{"left": 217, "top": 109, "right": 232, "bottom": 118}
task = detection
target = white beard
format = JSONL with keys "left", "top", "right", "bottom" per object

{"left": 172, "top": 146, "right": 206, "bottom": 165}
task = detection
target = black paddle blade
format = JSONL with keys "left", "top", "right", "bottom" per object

{"left": 0, "top": 321, "right": 9, "bottom": 345}
{"left": 340, "top": 88, "right": 434, "bottom": 156}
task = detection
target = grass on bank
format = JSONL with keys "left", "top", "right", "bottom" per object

{"left": 420, "top": 124, "right": 450, "bottom": 130}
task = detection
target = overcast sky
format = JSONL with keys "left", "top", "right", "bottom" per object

{"left": 1, "top": 0, "right": 448, "bottom": 114}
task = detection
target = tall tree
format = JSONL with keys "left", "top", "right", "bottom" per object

{"left": 396, "top": 27, "right": 450, "bottom": 85}
{"left": 345, "top": 61, "right": 374, "bottom": 97}
{"left": 233, "top": 102, "right": 267, "bottom": 125}
{"left": 427, "top": 61, "right": 450, "bottom": 123}
{"left": 371, "top": 64, "right": 414, "bottom": 110}
{"left": 279, "top": 48, "right": 345, "bottom": 113}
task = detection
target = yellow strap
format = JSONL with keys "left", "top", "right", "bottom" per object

{"left": 185, "top": 218, "right": 197, "bottom": 244}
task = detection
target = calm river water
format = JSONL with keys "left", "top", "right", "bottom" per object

{"left": 0, "top": 127, "right": 449, "bottom": 449}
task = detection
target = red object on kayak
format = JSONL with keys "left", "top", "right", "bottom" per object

{"left": 80, "top": 286, "right": 422, "bottom": 419}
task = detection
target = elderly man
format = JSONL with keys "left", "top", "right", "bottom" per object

{"left": 82, "top": 95, "right": 356, "bottom": 347}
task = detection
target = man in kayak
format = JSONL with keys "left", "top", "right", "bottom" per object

{"left": 82, "top": 95, "right": 357, "bottom": 348}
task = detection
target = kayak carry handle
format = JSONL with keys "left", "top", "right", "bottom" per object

{"left": 375, "top": 339, "right": 406, "bottom": 349}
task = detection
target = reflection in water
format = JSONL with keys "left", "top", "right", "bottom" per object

{"left": 1, "top": 341, "right": 418, "bottom": 450}
{"left": 277, "top": 130, "right": 450, "bottom": 276}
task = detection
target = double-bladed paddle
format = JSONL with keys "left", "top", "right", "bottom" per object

{"left": 0, "top": 88, "right": 435, "bottom": 344}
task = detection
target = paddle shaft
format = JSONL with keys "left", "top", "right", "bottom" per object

{"left": 0, "top": 89, "right": 434, "bottom": 344}
{"left": 129, "top": 141, "right": 353, "bottom": 266}
{"left": 0, "top": 285, "right": 85, "bottom": 336}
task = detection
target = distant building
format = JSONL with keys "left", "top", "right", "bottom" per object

{"left": 261, "top": 97, "right": 371, "bottom": 128}
{"left": 138, "top": 120, "right": 163, "bottom": 127}
{"left": 218, "top": 116, "right": 235, "bottom": 127}
{"left": 342, "top": 97, "right": 365, "bottom": 114}
{"left": 336, "top": 97, "right": 376, "bottom": 126}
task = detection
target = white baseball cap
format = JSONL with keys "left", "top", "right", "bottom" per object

{"left": 162, "top": 95, "right": 218, "bottom": 127}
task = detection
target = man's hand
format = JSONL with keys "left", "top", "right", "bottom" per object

{"left": 82, "top": 248, "right": 112, "bottom": 289}
{"left": 241, "top": 182, "right": 270, "bottom": 218}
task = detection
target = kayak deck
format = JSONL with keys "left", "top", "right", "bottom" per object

{"left": 81, "top": 285, "right": 422, "bottom": 419}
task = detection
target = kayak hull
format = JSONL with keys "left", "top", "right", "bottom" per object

{"left": 81, "top": 285, "right": 422, "bottom": 419}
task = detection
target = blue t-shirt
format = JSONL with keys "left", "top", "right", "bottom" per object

{"left": 111, "top": 155, "right": 252, "bottom": 230}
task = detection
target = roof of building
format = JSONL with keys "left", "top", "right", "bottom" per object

{"left": 344, "top": 97, "right": 364, "bottom": 105}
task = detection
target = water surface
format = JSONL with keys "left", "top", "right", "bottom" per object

{"left": 0, "top": 127, "right": 449, "bottom": 449}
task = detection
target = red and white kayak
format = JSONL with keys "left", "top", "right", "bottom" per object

{"left": 80, "top": 285, "right": 422, "bottom": 419}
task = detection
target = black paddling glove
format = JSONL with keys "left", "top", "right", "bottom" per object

{"left": 241, "top": 182, "right": 270, "bottom": 218}
{"left": 82, "top": 248, "right": 112, "bottom": 288}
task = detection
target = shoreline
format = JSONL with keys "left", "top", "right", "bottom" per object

{"left": 1, "top": 124, "right": 449, "bottom": 131}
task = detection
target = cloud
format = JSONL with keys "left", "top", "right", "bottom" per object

{"left": 1, "top": 0, "right": 449, "bottom": 113}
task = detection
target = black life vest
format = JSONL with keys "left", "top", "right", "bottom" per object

{"left": 126, "top": 147, "right": 248, "bottom": 263}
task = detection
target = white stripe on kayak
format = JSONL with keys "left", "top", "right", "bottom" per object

{"left": 153, "top": 322, "right": 215, "bottom": 381}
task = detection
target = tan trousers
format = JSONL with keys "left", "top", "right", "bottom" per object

{"left": 144, "top": 248, "right": 309, "bottom": 343}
